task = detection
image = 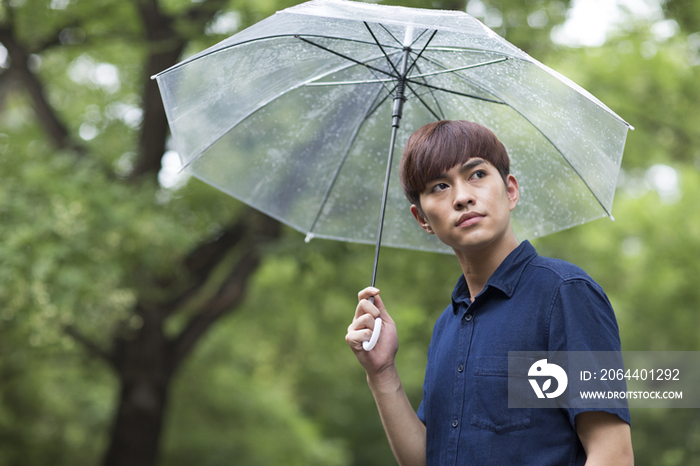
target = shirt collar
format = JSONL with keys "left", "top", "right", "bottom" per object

{"left": 451, "top": 240, "right": 538, "bottom": 312}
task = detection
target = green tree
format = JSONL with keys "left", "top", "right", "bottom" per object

{"left": 0, "top": 0, "right": 283, "bottom": 464}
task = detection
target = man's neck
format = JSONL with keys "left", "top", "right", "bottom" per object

{"left": 454, "top": 231, "right": 519, "bottom": 302}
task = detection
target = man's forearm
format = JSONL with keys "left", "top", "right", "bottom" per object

{"left": 576, "top": 411, "right": 633, "bottom": 466}
{"left": 367, "top": 366, "right": 426, "bottom": 466}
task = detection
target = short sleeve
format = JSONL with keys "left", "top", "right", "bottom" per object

{"left": 548, "top": 279, "right": 631, "bottom": 427}
{"left": 548, "top": 279, "right": 621, "bottom": 353}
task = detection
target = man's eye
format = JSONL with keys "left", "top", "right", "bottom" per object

{"left": 471, "top": 170, "right": 487, "bottom": 180}
{"left": 431, "top": 183, "right": 449, "bottom": 192}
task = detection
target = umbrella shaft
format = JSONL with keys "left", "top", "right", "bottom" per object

{"left": 371, "top": 46, "right": 412, "bottom": 287}
{"left": 371, "top": 123, "right": 398, "bottom": 287}
{"left": 392, "top": 47, "right": 411, "bottom": 128}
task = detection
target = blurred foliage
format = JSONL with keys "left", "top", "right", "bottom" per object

{"left": 1, "top": 0, "right": 700, "bottom": 465}
{"left": 464, "top": 0, "right": 571, "bottom": 55}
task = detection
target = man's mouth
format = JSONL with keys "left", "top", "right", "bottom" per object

{"left": 456, "top": 211, "right": 484, "bottom": 228}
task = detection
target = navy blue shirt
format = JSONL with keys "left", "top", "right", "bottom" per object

{"left": 416, "top": 240, "right": 630, "bottom": 466}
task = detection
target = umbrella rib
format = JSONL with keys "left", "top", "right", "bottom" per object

{"left": 362, "top": 54, "right": 404, "bottom": 98}
{"left": 409, "top": 57, "right": 509, "bottom": 79}
{"left": 405, "top": 81, "right": 442, "bottom": 121}
{"left": 415, "top": 45, "right": 523, "bottom": 57}
{"left": 364, "top": 22, "right": 401, "bottom": 77}
{"left": 305, "top": 84, "right": 389, "bottom": 241}
{"left": 417, "top": 88, "right": 447, "bottom": 119}
{"left": 305, "top": 47, "right": 402, "bottom": 89}
{"left": 297, "top": 34, "right": 403, "bottom": 105}
{"left": 406, "top": 53, "right": 507, "bottom": 104}
{"left": 520, "top": 111, "right": 613, "bottom": 217}
{"left": 306, "top": 78, "right": 395, "bottom": 86}
{"left": 404, "top": 30, "right": 438, "bottom": 78}
{"left": 366, "top": 84, "right": 395, "bottom": 117}
{"left": 411, "top": 61, "right": 447, "bottom": 119}
{"left": 302, "top": 45, "right": 403, "bottom": 99}
{"left": 296, "top": 35, "right": 398, "bottom": 79}
{"left": 408, "top": 28, "right": 431, "bottom": 49}
{"left": 524, "top": 115, "right": 614, "bottom": 217}
{"left": 402, "top": 56, "right": 509, "bottom": 114}
{"left": 377, "top": 23, "right": 403, "bottom": 47}
{"left": 417, "top": 53, "right": 506, "bottom": 98}
{"left": 407, "top": 79, "right": 506, "bottom": 104}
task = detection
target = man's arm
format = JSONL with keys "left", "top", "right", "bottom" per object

{"left": 576, "top": 411, "right": 634, "bottom": 466}
{"left": 346, "top": 288, "right": 426, "bottom": 466}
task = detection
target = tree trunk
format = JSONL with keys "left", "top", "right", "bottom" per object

{"left": 98, "top": 212, "right": 281, "bottom": 466}
{"left": 102, "top": 314, "right": 171, "bottom": 466}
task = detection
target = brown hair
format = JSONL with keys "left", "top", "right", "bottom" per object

{"left": 399, "top": 120, "right": 510, "bottom": 207}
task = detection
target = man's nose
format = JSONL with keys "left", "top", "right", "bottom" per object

{"left": 452, "top": 180, "right": 475, "bottom": 209}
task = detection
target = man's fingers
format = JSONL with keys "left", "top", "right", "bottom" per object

{"left": 348, "top": 312, "right": 377, "bottom": 333}
{"left": 345, "top": 328, "right": 374, "bottom": 349}
{"left": 357, "top": 286, "right": 380, "bottom": 302}
{"left": 354, "top": 296, "right": 380, "bottom": 320}
{"left": 372, "top": 293, "right": 386, "bottom": 312}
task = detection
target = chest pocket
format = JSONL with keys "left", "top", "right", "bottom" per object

{"left": 471, "top": 356, "right": 533, "bottom": 434}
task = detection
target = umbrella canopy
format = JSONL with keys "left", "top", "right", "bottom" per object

{"left": 153, "top": 0, "right": 631, "bottom": 256}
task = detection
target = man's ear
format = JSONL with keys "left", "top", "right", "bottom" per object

{"left": 506, "top": 174, "right": 519, "bottom": 211}
{"left": 410, "top": 205, "right": 434, "bottom": 234}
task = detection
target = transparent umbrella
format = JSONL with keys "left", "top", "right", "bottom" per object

{"left": 153, "top": 0, "right": 632, "bottom": 349}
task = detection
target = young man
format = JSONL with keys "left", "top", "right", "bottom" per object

{"left": 345, "top": 121, "right": 633, "bottom": 466}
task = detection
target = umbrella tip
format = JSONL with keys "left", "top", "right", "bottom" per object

{"left": 305, "top": 232, "right": 315, "bottom": 243}
{"left": 609, "top": 215, "right": 615, "bottom": 222}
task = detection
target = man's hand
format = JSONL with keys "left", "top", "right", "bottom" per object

{"left": 576, "top": 411, "right": 634, "bottom": 466}
{"left": 345, "top": 287, "right": 399, "bottom": 380}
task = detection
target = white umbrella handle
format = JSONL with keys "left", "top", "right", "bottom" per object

{"left": 362, "top": 296, "right": 382, "bottom": 351}
{"left": 363, "top": 318, "right": 382, "bottom": 351}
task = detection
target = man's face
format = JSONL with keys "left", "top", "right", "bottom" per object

{"left": 410, "top": 158, "right": 519, "bottom": 253}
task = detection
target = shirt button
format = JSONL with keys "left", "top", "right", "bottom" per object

{"left": 458, "top": 364, "right": 464, "bottom": 373}
{"left": 464, "top": 314, "right": 473, "bottom": 322}
{"left": 452, "top": 419, "right": 459, "bottom": 428}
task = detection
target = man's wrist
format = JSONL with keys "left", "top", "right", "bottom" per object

{"left": 367, "top": 364, "right": 402, "bottom": 396}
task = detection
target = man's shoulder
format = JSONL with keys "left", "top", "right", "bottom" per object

{"left": 527, "top": 253, "right": 598, "bottom": 286}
